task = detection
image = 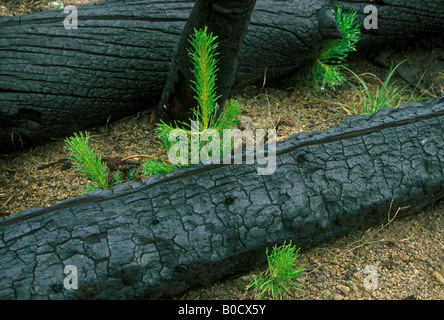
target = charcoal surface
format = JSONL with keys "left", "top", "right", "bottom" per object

{"left": 0, "top": 95, "right": 443, "bottom": 299}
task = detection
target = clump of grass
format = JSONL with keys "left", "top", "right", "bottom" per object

{"left": 142, "top": 26, "right": 242, "bottom": 176}
{"left": 64, "top": 131, "right": 110, "bottom": 192}
{"left": 298, "top": 6, "right": 361, "bottom": 91}
{"left": 339, "top": 60, "right": 428, "bottom": 115}
{"left": 247, "top": 241, "right": 305, "bottom": 299}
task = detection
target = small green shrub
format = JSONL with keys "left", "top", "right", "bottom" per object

{"left": 64, "top": 131, "right": 133, "bottom": 192}
{"left": 65, "top": 27, "right": 243, "bottom": 190}
{"left": 64, "top": 131, "right": 110, "bottom": 192}
{"left": 142, "top": 26, "right": 242, "bottom": 177}
{"left": 297, "top": 6, "right": 361, "bottom": 91}
{"left": 247, "top": 241, "right": 305, "bottom": 299}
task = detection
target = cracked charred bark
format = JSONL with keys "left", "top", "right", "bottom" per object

{"left": 0, "top": 95, "right": 443, "bottom": 299}
{"left": 1, "top": 0, "right": 444, "bottom": 152}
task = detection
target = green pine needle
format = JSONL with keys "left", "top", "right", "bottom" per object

{"left": 247, "top": 241, "right": 305, "bottom": 299}
{"left": 64, "top": 131, "right": 110, "bottom": 191}
{"left": 187, "top": 26, "right": 221, "bottom": 131}
{"left": 299, "top": 6, "right": 361, "bottom": 91}
{"left": 142, "top": 158, "right": 181, "bottom": 176}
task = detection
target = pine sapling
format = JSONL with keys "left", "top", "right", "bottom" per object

{"left": 247, "top": 241, "right": 305, "bottom": 299}
{"left": 64, "top": 131, "right": 110, "bottom": 191}
{"left": 296, "top": 7, "right": 361, "bottom": 91}
{"left": 143, "top": 26, "right": 242, "bottom": 177}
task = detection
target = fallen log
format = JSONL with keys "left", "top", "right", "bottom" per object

{"left": 1, "top": 95, "right": 443, "bottom": 299}
{"left": 1, "top": 0, "right": 444, "bottom": 152}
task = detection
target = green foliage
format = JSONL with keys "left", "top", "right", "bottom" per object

{"left": 49, "top": 1, "right": 64, "bottom": 9}
{"left": 64, "top": 131, "right": 110, "bottom": 191}
{"left": 142, "top": 26, "right": 242, "bottom": 177}
{"left": 126, "top": 168, "right": 137, "bottom": 182}
{"left": 65, "top": 131, "right": 135, "bottom": 192}
{"left": 188, "top": 25, "right": 220, "bottom": 131}
{"left": 247, "top": 241, "right": 305, "bottom": 299}
{"left": 186, "top": 27, "right": 242, "bottom": 132}
{"left": 300, "top": 6, "right": 361, "bottom": 91}
{"left": 142, "top": 158, "right": 180, "bottom": 176}
{"left": 338, "top": 60, "right": 427, "bottom": 115}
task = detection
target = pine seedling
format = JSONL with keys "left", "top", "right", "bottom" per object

{"left": 298, "top": 7, "right": 361, "bottom": 91}
{"left": 185, "top": 27, "right": 243, "bottom": 132}
{"left": 142, "top": 157, "right": 178, "bottom": 176}
{"left": 188, "top": 26, "right": 220, "bottom": 131}
{"left": 143, "top": 26, "right": 242, "bottom": 177}
{"left": 64, "top": 131, "right": 110, "bottom": 191}
{"left": 247, "top": 241, "right": 305, "bottom": 299}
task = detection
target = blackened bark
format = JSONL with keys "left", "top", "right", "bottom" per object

{"left": 0, "top": 95, "right": 443, "bottom": 299}
{"left": 1, "top": 0, "right": 444, "bottom": 153}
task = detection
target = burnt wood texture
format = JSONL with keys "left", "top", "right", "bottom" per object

{"left": 1, "top": 95, "right": 443, "bottom": 299}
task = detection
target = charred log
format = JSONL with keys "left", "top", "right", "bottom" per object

{"left": 1, "top": 0, "right": 443, "bottom": 152}
{"left": 0, "top": 95, "right": 443, "bottom": 299}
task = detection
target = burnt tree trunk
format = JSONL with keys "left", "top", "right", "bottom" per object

{"left": 0, "top": 95, "right": 443, "bottom": 299}
{"left": 0, "top": 0, "right": 443, "bottom": 152}
{"left": 155, "top": 0, "right": 256, "bottom": 124}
